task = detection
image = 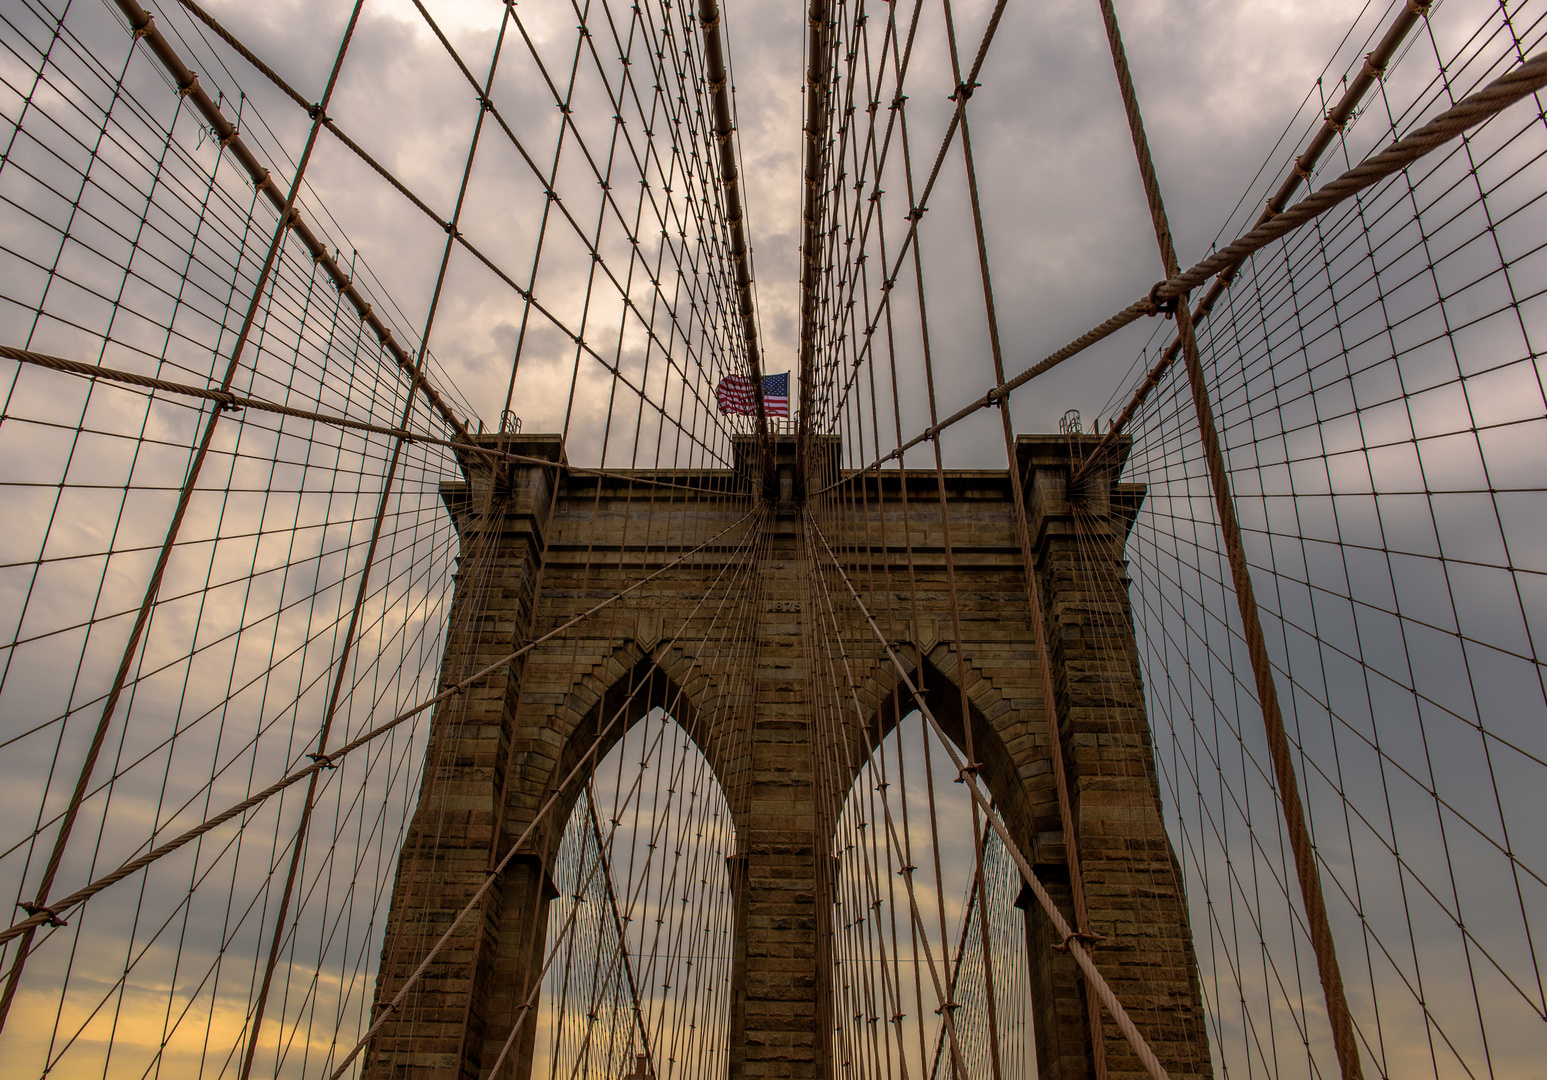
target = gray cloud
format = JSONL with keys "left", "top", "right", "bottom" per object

{"left": 3, "top": 0, "right": 1543, "bottom": 1077}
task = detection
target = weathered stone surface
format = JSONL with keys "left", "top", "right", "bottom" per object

{"left": 362, "top": 432, "right": 1210, "bottom": 1080}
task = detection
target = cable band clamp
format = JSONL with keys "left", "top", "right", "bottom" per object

{"left": 1147, "top": 282, "right": 1180, "bottom": 318}
{"left": 1053, "top": 930, "right": 1104, "bottom": 952}
{"left": 19, "top": 902, "right": 67, "bottom": 927}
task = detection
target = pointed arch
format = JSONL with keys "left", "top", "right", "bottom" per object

{"left": 471, "top": 635, "right": 745, "bottom": 1080}
{"left": 831, "top": 642, "right": 1062, "bottom": 866}
{"left": 530, "top": 638, "right": 750, "bottom": 851}
{"left": 822, "top": 638, "right": 1110, "bottom": 1080}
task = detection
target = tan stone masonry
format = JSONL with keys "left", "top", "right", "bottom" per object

{"left": 362, "top": 433, "right": 1211, "bottom": 1080}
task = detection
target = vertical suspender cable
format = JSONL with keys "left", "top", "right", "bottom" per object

{"left": 236, "top": 1, "right": 515, "bottom": 1072}
{"left": 0, "top": 0, "right": 375, "bottom": 1030}
{"left": 1092, "top": 2, "right": 1364, "bottom": 1078}
{"left": 698, "top": 0, "right": 772, "bottom": 469}
{"left": 1074, "top": 0, "right": 1433, "bottom": 484}
{"left": 797, "top": 0, "right": 835, "bottom": 461}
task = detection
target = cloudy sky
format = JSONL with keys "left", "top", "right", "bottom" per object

{"left": 5, "top": 0, "right": 1544, "bottom": 1077}
{"left": 175, "top": 0, "right": 1384, "bottom": 459}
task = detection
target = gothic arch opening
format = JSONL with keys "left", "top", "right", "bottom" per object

{"left": 821, "top": 629, "right": 1213, "bottom": 1080}
{"left": 829, "top": 709, "right": 1037, "bottom": 1080}
{"left": 526, "top": 705, "right": 737, "bottom": 1080}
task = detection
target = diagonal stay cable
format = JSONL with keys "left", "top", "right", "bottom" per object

{"left": 699, "top": 0, "right": 773, "bottom": 451}
{"left": 1093, "top": 0, "right": 1378, "bottom": 1072}
{"left": 163, "top": 0, "right": 729, "bottom": 462}
{"left": 328, "top": 504, "right": 767, "bottom": 1079}
{"left": 0, "top": 343, "right": 460, "bottom": 444}
{"left": 235, "top": 7, "right": 530, "bottom": 1072}
{"left": 797, "top": 0, "right": 927, "bottom": 428}
{"left": 113, "top": 0, "right": 477, "bottom": 446}
{"left": 583, "top": 789, "right": 660, "bottom": 1076}
{"left": 925, "top": 830, "right": 991, "bottom": 1080}
{"left": 806, "top": 511, "right": 1173, "bottom": 1080}
{"left": 815, "top": 47, "right": 1547, "bottom": 496}
{"left": 933, "top": 0, "right": 1108, "bottom": 1064}
{"left": 482, "top": 783, "right": 652, "bottom": 1080}
{"left": 413, "top": 0, "right": 750, "bottom": 447}
{"left": 0, "top": 0, "right": 375, "bottom": 1031}
{"left": 400, "top": 0, "right": 730, "bottom": 404}
{"left": 806, "top": 0, "right": 1010, "bottom": 429}
{"left": 798, "top": 513, "right": 972, "bottom": 1080}
{"left": 0, "top": 506, "right": 758, "bottom": 948}
{"left": 1072, "top": 0, "right": 1436, "bottom": 487}
{"left": 0, "top": 344, "right": 729, "bottom": 495}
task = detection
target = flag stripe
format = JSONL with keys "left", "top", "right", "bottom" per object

{"left": 715, "top": 373, "right": 789, "bottom": 416}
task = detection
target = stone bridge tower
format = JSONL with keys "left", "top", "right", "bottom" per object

{"left": 361, "top": 431, "right": 1212, "bottom": 1080}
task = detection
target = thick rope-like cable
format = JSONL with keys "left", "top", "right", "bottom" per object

{"left": 817, "top": 47, "right": 1547, "bottom": 495}
{"left": 0, "top": 343, "right": 457, "bottom": 443}
{"left": 0, "top": 0, "right": 383, "bottom": 1031}
{"left": 928, "top": 0, "right": 1111, "bottom": 1065}
{"left": 804, "top": 0, "right": 1012, "bottom": 437}
{"left": 1092, "top": 1, "right": 1366, "bottom": 1075}
{"left": 698, "top": 0, "right": 772, "bottom": 450}
{"left": 0, "top": 343, "right": 736, "bottom": 495}
{"left": 170, "top": 0, "right": 737, "bottom": 467}
{"left": 1073, "top": 0, "right": 1436, "bottom": 485}
{"left": 112, "top": 0, "right": 477, "bottom": 446}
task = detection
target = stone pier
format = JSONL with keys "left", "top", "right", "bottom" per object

{"left": 362, "top": 432, "right": 1211, "bottom": 1080}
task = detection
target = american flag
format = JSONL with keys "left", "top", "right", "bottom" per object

{"left": 714, "top": 372, "right": 789, "bottom": 417}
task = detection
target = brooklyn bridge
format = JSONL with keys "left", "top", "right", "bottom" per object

{"left": 0, "top": 0, "right": 1544, "bottom": 1078}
